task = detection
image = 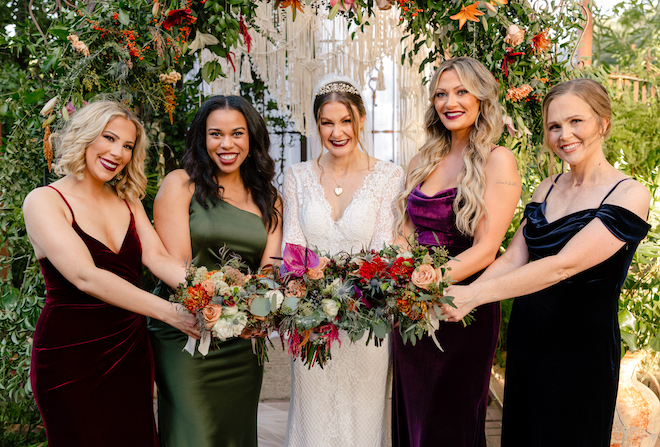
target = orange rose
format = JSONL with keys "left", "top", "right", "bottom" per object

{"left": 200, "top": 279, "right": 216, "bottom": 296}
{"left": 307, "top": 257, "right": 328, "bottom": 280}
{"left": 411, "top": 264, "right": 436, "bottom": 290}
{"left": 285, "top": 279, "right": 307, "bottom": 298}
{"left": 200, "top": 304, "right": 223, "bottom": 330}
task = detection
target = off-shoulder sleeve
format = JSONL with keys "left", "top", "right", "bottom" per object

{"left": 369, "top": 163, "right": 405, "bottom": 251}
{"left": 596, "top": 204, "right": 650, "bottom": 243}
{"left": 282, "top": 166, "right": 308, "bottom": 253}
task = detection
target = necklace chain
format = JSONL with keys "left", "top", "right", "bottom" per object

{"left": 328, "top": 166, "right": 350, "bottom": 196}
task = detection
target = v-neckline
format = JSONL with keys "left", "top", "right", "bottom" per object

{"left": 309, "top": 160, "right": 383, "bottom": 224}
{"left": 73, "top": 215, "right": 134, "bottom": 256}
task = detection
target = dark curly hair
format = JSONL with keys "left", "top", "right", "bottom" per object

{"left": 182, "top": 95, "right": 279, "bottom": 231}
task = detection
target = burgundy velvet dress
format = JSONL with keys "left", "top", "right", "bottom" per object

{"left": 392, "top": 185, "right": 500, "bottom": 447}
{"left": 30, "top": 186, "right": 158, "bottom": 447}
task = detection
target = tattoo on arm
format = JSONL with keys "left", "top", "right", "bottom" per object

{"left": 497, "top": 180, "right": 519, "bottom": 186}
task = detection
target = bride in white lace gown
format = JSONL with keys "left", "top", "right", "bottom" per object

{"left": 281, "top": 74, "right": 404, "bottom": 447}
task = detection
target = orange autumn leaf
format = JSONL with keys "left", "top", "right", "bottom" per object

{"left": 450, "top": 2, "right": 485, "bottom": 30}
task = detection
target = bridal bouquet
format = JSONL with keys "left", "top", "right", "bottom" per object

{"left": 275, "top": 244, "right": 353, "bottom": 368}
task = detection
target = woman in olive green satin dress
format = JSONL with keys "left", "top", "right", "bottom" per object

{"left": 148, "top": 96, "right": 282, "bottom": 447}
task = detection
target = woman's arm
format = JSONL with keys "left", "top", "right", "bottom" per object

{"left": 281, "top": 166, "right": 308, "bottom": 248}
{"left": 153, "top": 169, "right": 195, "bottom": 264}
{"left": 444, "top": 178, "right": 651, "bottom": 321}
{"left": 23, "top": 187, "right": 198, "bottom": 338}
{"left": 444, "top": 146, "right": 521, "bottom": 283}
{"left": 260, "top": 196, "right": 283, "bottom": 267}
{"left": 131, "top": 198, "right": 187, "bottom": 289}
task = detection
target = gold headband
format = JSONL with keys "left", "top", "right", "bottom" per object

{"left": 315, "top": 82, "right": 361, "bottom": 98}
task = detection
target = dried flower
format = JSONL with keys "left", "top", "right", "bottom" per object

{"left": 506, "top": 84, "right": 533, "bottom": 102}
{"left": 67, "top": 34, "right": 90, "bottom": 56}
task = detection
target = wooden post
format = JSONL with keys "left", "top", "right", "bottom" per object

{"left": 576, "top": 0, "right": 593, "bottom": 66}
{"left": 633, "top": 80, "right": 639, "bottom": 102}
{"left": 642, "top": 81, "right": 647, "bottom": 103}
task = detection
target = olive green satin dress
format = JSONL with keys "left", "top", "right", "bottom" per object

{"left": 148, "top": 196, "right": 267, "bottom": 447}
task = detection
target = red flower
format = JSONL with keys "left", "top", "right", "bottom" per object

{"left": 389, "top": 257, "right": 414, "bottom": 282}
{"left": 501, "top": 47, "right": 525, "bottom": 77}
{"left": 239, "top": 15, "right": 252, "bottom": 53}
{"left": 358, "top": 256, "right": 387, "bottom": 281}
{"left": 163, "top": 8, "right": 194, "bottom": 31}
{"left": 182, "top": 283, "right": 211, "bottom": 314}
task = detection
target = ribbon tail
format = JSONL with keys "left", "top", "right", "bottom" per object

{"left": 183, "top": 335, "right": 197, "bottom": 356}
{"left": 252, "top": 338, "right": 257, "bottom": 355}
{"left": 428, "top": 315, "right": 444, "bottom": 352}
{"left": 198, "top": 330, "right": 211, "bottom": 356}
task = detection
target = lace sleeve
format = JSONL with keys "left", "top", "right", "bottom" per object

{"left": 282, "top": 166, "right": 308, "bottom": 253}
{"left": 369, "top": 164, "right": 405, "bottom": 251}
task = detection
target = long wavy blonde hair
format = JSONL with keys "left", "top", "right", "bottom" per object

{"left": 395, "top": 57, "right": 503, "bottom": 237}
{"left": 52, "top": 100, "right": 148, "bottom": 202}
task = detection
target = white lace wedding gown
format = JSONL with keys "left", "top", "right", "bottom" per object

{"left": 281, "top": 160, "right": 404, "bottom": 447}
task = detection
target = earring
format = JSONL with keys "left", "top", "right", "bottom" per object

{"left": 115, "top": 171, "right": 124, "bottom": 181}
{"left": 248, "top": 152, "right": 252, "bottom": 157}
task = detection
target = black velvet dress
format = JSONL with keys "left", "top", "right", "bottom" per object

{"left": 502, "top": 179, "right": 650, "bottom": 446}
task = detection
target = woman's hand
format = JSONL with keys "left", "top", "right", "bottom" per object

{"left": 164, "top": 303, "right": 200, "bottom": 339}
{"left": 442, "top": 284, "right": 480, "bottom": 323}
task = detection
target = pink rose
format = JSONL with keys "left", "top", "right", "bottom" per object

{"left": 411, "top": 264, "right": 437, "bottom": 290}
{"left": 200, "top": 304, "right": 223, "bottom": 330}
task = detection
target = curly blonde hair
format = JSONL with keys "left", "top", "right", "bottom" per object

{"left": 395, "top": 56, "right": 503, "bottom": 237}
{"left": 52, "top": 100, "right": 148, "bottom": 201}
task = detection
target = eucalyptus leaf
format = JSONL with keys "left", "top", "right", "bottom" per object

{"left": 250, "top": 296, "right": 271, "bottom": 317}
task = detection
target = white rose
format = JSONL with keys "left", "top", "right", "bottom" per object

{"left": 266, "top": 290, "right": 285, "bottom": 310}
{"left": 231, "top": 312, "right": 248, "bottom": 337}
{"left": 223, "top": 305, "right": 238, "bottom": 316}
{"left": 321, "top": 299, "right": 340, "bottom": 318}
{"left": 212, "top": 319, "right": 235, "bottom": 341}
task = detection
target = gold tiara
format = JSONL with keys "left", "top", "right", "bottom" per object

{"left": 315, "top": 82, "right": 361, "bottom": 98}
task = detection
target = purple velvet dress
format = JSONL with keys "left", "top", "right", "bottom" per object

{"left": 30, "top": 186, "right": 158, "bottom": 447}
{"left": 392, "top": 185, "right": 500, "bottom": 447}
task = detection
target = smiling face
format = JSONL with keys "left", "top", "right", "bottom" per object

{"left": 206, "top": 108, "right": 250, "bottom": 178}
{"left": 433, "top": 69, "right": 480, "bottom": 137}
{"left": 546, "top": 93, "right": 607, "bottom": 166}
{"left": 318, "top": 101, "right": 365, "bottom": 158}
{"left": 85, "top": 116, "right": 136, "bottom": 182}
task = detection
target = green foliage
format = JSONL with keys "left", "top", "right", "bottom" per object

{"left": 593, "top": 0, "right": 660, "bottom": 75}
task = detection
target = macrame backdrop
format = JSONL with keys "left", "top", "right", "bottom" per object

{"left": 200, "top": 3, "right": 430, "bottom": 167}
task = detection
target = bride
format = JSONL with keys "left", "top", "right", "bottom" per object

{"left": 281, "top": 74, "right": 404, "bottom": 446}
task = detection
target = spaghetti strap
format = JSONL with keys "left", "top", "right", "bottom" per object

{"left": 47, "top": 185, "right": 75, "bottom": 220}
{"left": 123, "top": 200, "right": 133, "bottom": 215}
{"left": 542, "top": 173, "right": 563, "bottom": 203}
{"left": 599, "top": 178, "right": 630, "bottom": 207}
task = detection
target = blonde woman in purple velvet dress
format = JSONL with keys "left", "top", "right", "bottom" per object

{"left": 392, "top": 56, "right": 521, "bottom": 447}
